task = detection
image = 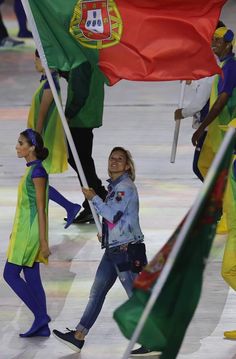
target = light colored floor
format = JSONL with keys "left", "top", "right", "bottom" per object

{"left": 1, "top": 2, "right": 236, "bottom": 359}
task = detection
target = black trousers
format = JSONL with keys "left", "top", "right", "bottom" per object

{"left": 68, "top": 127, "right": 107, "bottom": 211}
{"left": 192, "top": 131, "right": 207, "bottom": 182}
{"left": 0, "top": 11, "right": 8, "bottom": 41}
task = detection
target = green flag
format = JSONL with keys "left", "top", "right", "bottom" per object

{"left": 28, "top": 0, "right": 98, "bottom": 70}
{"left": 114, "top": 128, "right": 236, "bottom": 359}
{"left": 28, "top": 0, "right": 225, "bottom": 85}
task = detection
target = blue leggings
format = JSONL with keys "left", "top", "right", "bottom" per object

{"left": 3, "top": 261, "right": 48, "bottom": 321}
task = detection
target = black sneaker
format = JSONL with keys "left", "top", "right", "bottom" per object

{"left": 130, "top": 345, "right": 161, "bottom": 357}
{"left": 64, "top": 209, "right": 94, "bottom": 224}
{"left": 52, "top": 328, "right": 84, "bottom": 353}
{"left": 0, "top": 37, "right": 24, "bottom": 49}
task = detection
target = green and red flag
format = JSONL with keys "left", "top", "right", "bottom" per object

{"left": 28, "top": 0, "right": 226, "bottom": 85}
{"left": 114, "top": 128, "right": 236, "bottom": 359}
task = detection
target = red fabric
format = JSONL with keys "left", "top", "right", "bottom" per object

{"left": 99, "top": 0, "right": 226, "bottom": 85}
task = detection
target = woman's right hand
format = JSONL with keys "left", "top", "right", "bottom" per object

{"left": 82, "top": 187, "right": 96, "bottom": 200}
{"left": 40, "top": 242, "right": 51, "bottom": 259}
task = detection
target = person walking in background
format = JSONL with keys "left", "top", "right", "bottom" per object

{"left": 3, "top": 129, "right": 51, "bottom": 338}
{"left": 61, "top": 62, "right": 107, "bottom": 224}
{"left": 192, "top": 27, "right": 236, "bottom": 236}
{"left": 174, "top": 76, "right": 213, "bottom": 181}
{"left": 28, "top": 50, "right": 81, "bottom": 228}
{"left": 174, "top": 20, "right": 226, "bottom": 182}
{"left": 14, "top": 0, "right": 32, "bottom": 38}
{"left": 190, "top": 27, "right": 236, "bottom": 339}
{"left": 0, "top": 0, "right": 24, "bottom": 48}
{"left": 52, "top": 147, "right": 149, "bottom": 354}
{"left": 192, "top": 26, "right": 236, "bottom": 177}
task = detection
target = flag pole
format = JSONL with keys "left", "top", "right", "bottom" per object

{"left": 21, "top": 0, "right": 102, "bottom": 235}
{"left": 122, "top": 127, "right": 236, "bottom": 359}
{"left": 170, "top": 81, "right": 186, "bottom": 163}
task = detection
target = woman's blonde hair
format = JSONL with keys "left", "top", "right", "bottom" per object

{"left": 108, "top": 146, "right": 135, "bottom": 181}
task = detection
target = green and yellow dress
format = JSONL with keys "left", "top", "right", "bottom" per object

{"left": 7, "top": 160, "right": 49, "bottom": 267}
{"left": 27, "top": 72, "right": 68, "bottom": 174}
{"left": 198, "top": 56, "right": 236, "bottom": 178}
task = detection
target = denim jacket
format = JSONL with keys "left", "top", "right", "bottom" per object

{"left": 92, "top": 173, "right": 144, "bottom": 248}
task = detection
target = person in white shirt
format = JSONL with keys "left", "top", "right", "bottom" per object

{"left": 174, "top": 76, "right": 214, "bottom": 181}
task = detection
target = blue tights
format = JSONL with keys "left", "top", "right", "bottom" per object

{"left": 3, "top": 261, "right": 50, "bottom": 337}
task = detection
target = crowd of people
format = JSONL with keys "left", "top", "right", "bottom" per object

{"left": 2, "top": 4, "right": 236, "bottom": 357}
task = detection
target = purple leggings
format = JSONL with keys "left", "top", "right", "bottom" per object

{"left": 3, "top": 261, "right": 48, "bottom": 320}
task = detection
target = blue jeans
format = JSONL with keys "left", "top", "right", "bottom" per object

{"left": 76, "top": 249, "right": 136, "bottom": 335}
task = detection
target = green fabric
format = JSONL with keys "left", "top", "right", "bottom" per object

{"left": 27, "top": 77, "right": 68, "bottom": 174}
{"left": 114, "top": 130, "right": 235, "bottom": 359}
{"left": 65, "top": 62, "right": 105, "bottom": 128}
{"left": 7, "top": 165, "right": 49, "bottom": 267}
{"left": 29, "top": 0, "right": 98, "bottom": 71}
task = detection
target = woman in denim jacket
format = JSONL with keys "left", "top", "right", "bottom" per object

{"left": 53, "top": 147, "right": 145, "bottom": 353}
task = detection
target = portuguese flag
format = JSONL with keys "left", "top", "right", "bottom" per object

{"left": 113, "top": 128, "right": 236, "bottom": 359}
{"left": 28, "top": 0, "right": 226, "bottom": 85}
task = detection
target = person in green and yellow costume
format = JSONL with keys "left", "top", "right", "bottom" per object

{"left": 4, "top": 129, "right": 51, "bottom": 338}
{"left": 28, "top": 50, "right": 81, "bottom": 228}
{"left": 190, "top": 28, "right": 236, "bottom": 339}
{"left": 213, "top": 120, "right": 236, "bottom": 340}
{"left": 192, "top": 27, "right": 236, "bottom": 234}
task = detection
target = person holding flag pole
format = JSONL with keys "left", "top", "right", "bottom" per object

{"left": 52, "top": 146, "right": 147, "bottom": 354}
{"left": 174, "top": 77, "right": 213, "bottom": 180}
{"left": 172, "top": 20, "right": 226, "bottom": 168}
{"left": 191, "top": 26, "right": 236, "bottom": 268}
{"left": 21, "top": 0, "right": 102, "bottom": 236}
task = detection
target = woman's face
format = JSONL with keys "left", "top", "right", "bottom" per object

{"left": 34, "top": 56, "right": 44, "bottom": 73}
{"left": 108, "top": 150, "right": 130, "bottom": 179}
{"left": 15, "top": 135, "right": 33, "bottom": 159}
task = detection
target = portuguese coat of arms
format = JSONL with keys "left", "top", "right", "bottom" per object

{"left": 70, "top": 0, "right": 123, "bottom": 49}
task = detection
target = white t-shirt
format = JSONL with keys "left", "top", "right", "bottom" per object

{"left": 182, "top": 76, "right": 214, "bottom": 121}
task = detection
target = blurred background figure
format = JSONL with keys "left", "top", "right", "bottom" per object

{"left": 14, "top": 0, "right": 32, "bottom": 38}
{"left": 0, "top": 0, "right": 24, "bottom": 48}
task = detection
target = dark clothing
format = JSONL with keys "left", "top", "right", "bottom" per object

{"left": 193, "top": 99, "right": 209, "bottom": 182}
{"left": 0, "top": 11, "right": 8, "bottom": 41}
{"left": 192, "top": 131, "right": 207, "bottom": 182}
{"left": 218, "top": 53, "right": 236, "bottom": 96}
{"left": 65, "top": 62, "right": 107, "bottom": 212}
{"left": 68, "top": 127, "right": 107, "bottom": 211}
{"left": 65, "top": 62, "right": 104, "bottom": 128}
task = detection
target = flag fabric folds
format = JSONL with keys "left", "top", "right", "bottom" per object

{"left": 28, "top": 0, "right": 226, "bottom": 85}
{"left": 114, "top": 129, "right": 236, "bottom": 359}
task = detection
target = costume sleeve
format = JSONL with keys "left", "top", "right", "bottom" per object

{"left": 43, "top": 72, "right": 60, "bottom": 91}
{"left": 92, "top": 185, "right": 135, "bottom": 223}
{"left": 182, "top": 77, "right": 213, "bottom": 118}
{"left": 218, "top": 61, "right": 236, "bottom": 96}
{"left": 31, "top": 166, "right": 48, "bottom": 179}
